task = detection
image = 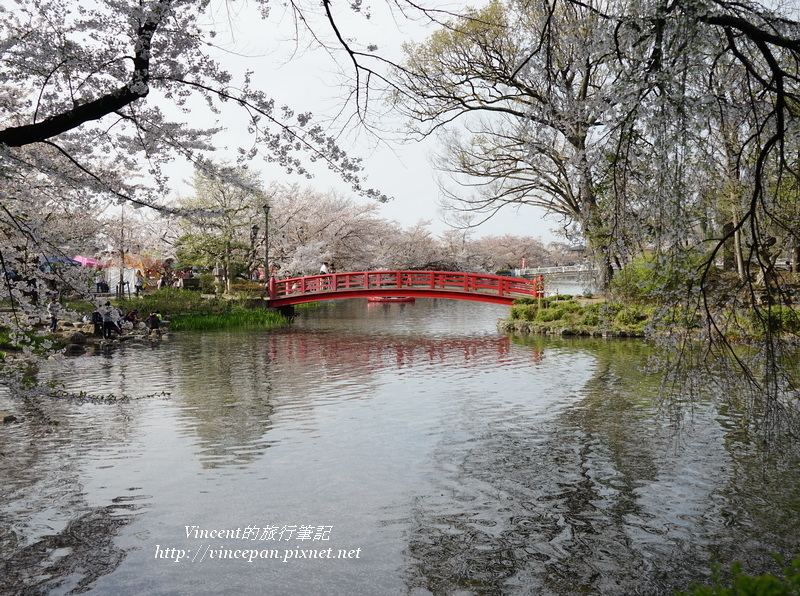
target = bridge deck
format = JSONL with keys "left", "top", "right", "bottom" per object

{"left": 266, "top": 270, "right": 543, "bottom": 307}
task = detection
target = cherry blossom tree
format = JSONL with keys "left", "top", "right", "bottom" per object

{"left": 268, "top": 185, "right": 393, "bottom": 275}
{"left": 472, "top": 234, "right": 554, "bottom": 272}
{"left": 393, "top": 0, "right": 622, "bottom": 285}
{"left": 0, "top": 0, "right": 424, "bottom": 349}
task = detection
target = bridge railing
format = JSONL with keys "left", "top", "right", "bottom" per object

{"left": 513, "top": 264, "right": 596, "bottom": 276}
{"left": 269, "top": 270, "right": 543, "bottom": 301}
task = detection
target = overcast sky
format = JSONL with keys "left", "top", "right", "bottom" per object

{"left": 184, "top": 0, "right": 562, "bottom": 243}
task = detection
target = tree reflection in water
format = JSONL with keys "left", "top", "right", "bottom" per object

{"left": 0, "top": 300, "right": 798, "bottom": 595}
{"left": 403, "top": 338, "right": 800, "bottom": 595}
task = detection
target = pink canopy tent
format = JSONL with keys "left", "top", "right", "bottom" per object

{"left": 72, "top": 255, "right": 105, "bottom": 267}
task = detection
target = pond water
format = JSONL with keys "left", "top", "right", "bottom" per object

{"left": 0, "top": 298, "right": 798, "bottom": 595}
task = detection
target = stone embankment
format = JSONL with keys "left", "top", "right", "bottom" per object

{"left": 496, "top": 319, "right": 645, "bottom": 338}
{"left": 50, "top": 320, "right": 170, "bottom": 355}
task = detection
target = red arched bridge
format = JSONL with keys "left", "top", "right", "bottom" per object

{"left": 265, "top": 270, "right": 544, "bottom": 307}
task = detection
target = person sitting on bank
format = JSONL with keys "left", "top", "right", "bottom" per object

{"left": 123, "top": 309, "right": 140, "bottom": 325}
{"left": 90, "top": 307, "right": 103, "bottom": 337}
{"left": 146, "top": 311, "right": 161, "bottom": 335}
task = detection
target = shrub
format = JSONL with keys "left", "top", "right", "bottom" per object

{"left": 510, "top": 304, "right": 538, "bottom": 321}
{"left": 559, "top": 301, "right": 583, "bottom": 313}
{"left": 536, "top": 307, "right": 566, "bottom": 322}
{"left": 230, "top": 279, "right": 264, "bottom": 293}
{"left": 506, "top": 298, "right": 655, "bottom": 335}
{"left": 615, "top": 305, "right": 646, "bottom": 326}
{"left": 751, "top": 305, "right": 800, "bottom": 334}
{"left": 598, "top": 302, "right": 624, "bottom": 317}
{"left": 581, "top": 312, "right": 602, "bottom": 326}
{"left": 195, "top": 273, "right": 216, "bottom": 294}
{"left": 610, "top": 248, "right": 710, "bottom": 303}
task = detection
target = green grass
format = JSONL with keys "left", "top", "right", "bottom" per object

{"left": 169, "top": 308, "right": 290, "bottom": 330}
{"left": 107, "top": 288, "right": 290, "bottom": 331}
{"left": 116, "top": 287, "right": 230, "bottom": 315}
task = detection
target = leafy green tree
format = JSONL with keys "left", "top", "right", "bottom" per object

{"left": 393, "top": 0, "right": 800, "bottom": 289}
{"left": 391, "top": 0, "right": 800, "bottom": 425}
{"left": 394, "top": 0, "right": 620, "bottom": 286}
{"left": 176, "top": 166, "right": 268, "bottom": 293}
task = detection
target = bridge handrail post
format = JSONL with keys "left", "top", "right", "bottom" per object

{"left": 268, "top": 275, "right": 276, "bottom": 300}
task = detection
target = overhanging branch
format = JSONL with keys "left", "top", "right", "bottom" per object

{"left": 0, "top": 0, "right": 168, "bottom": 148}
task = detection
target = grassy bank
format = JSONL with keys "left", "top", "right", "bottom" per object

{"left": 505, "top": 293, "right": 800, "bottom": 340}
{"left": 504, "top": 296, "right": 655, "bottom": 337}
{"left": 169, "top": 309, "right": 289, "bottom": 330}
{"left": 114, "top": 288, "right": 291, "bottom": 331}
{"left": 116, "top": 287, "right": 231, "bottom": 315}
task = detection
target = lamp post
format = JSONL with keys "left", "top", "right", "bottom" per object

{"left": 263, "top": 203, "right": 270, "bottom": 280}
{"left": 250, "top": 224, "right": 259, "bottom": 279}
{"left": 118, "top": 228, "right": 125, "bottom": 299}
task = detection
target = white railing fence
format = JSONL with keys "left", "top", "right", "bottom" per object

{"left": 512, "top": 264, "right": 596, "bottom": 277}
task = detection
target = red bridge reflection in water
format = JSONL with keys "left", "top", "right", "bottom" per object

{"left": 261, "top": 331, "right": 546, "bottom": 377}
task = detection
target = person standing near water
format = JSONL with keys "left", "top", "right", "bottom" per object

{"left": 47, "top": 298, "right": 59, "bottom": 332}
{"left": 101, "top": 301, "right": 117, "bottom": 339}
{"left": 134, "top": 271, "right": 145, "bottom": 297}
